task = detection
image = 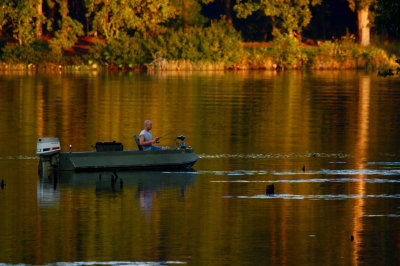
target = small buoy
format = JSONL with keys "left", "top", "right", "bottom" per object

{"left": 1, "top": 179, "right": 5, "bottom": 190}
{"left": 350, "top": 235, "right": 354, "bottom": 241}
{"left": 266, "top": 184, "right": 274, "bottom": 194}
{"left": 302, "top": 165, "right": 306, "bottom": 172}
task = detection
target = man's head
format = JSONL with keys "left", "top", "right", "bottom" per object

{"left": 144, "top": 120, "right": 153, "bottom": 130}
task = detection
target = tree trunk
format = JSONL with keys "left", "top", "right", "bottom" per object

{"left": 182, "top": 0, "right": 188, "bottom": 28}
{"left": 36, "top": 0, "right": 43, "bottom": 40}
{"left": 225, "top": 0, "right": 232, "bottom": 25}
{"left": 357, "top": 6, "right": 370, "bottom": 46}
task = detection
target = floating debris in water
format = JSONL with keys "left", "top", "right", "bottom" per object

{"left": 266, "top": 184, "right": 274, "bottom": 194}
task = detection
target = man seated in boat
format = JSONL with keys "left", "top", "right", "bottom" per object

{"left": 139, "top": 120, "right": 163, "bottom": 151}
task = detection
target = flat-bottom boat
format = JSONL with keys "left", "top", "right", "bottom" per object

{"left": 37, "top": 137, "right": 199, "bottom": 171}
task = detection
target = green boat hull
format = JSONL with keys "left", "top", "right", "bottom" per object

{"left": 57, "top": 148, "right": 199, "bottom": 171}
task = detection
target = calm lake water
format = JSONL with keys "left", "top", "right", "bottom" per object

{"left": 1, "top": 70, "right": 400, "bottom": 265}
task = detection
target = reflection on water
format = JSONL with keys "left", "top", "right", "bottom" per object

{"left": 1, "top": 71, "right": 400, "bottom": 265}
{"left": 199, "top": 152, "right": 351, "bottom": 159}
{"left": 0, "top": 261, "right": 186, "bottom": 266}
{"left": 38, "top": 171, "right": 197, "bottom": 211}
{"left": 224, "top": 194, "right": 400, "bottom": 200}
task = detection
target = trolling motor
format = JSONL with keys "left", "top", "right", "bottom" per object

{"left": 176, "top": 135, "right": 186, "bottom": 149}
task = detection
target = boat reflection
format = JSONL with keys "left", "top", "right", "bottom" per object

{"left": 38, "top": 170, "right": 197, "bottom": 210}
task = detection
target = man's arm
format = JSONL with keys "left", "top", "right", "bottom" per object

{"left": 140, "top": 135, "right": 157, "bottom": 146}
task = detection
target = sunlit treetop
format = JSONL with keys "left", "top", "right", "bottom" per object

{"left": 234, "top": 0, "right": 321, "bottom": 36}
{"left": 86, "top": 0, "right": 178, "bottom": 40}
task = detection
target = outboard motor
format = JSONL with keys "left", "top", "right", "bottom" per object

{"left": 37, "top": 138, "right": 61, "bottom": 176}
{"left": 37, "top": 137, "right": 61, "bottom": 156}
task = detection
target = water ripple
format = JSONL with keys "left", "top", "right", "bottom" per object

{"left": 0, "top": 261, "right": 186, "bottom": 266}
{"left": 275, "top": 169, "right": 400, "bottom": 175}
{"left": 224, "top": 194, "right": 400, "bottom": 200}
{"left": 199, "top": 152, "right": 351, "bottom": 159}
{"left": 210, "top": 178, "right": 400, "bottom": 183}
{"left": 0, "top": 155, "right": 37, "bottom": 160}
{"left": 365, "top": 162, "right": 400, "bottom": 166}
{"left": 199, "top": 169, "right": 400, "bottom": 176}
{"left": 363, "top": 214, "right": 400, "bottom": 218}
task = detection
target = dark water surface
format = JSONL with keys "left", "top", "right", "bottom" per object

{"left": 1, "top": 71, "right": 400, "bottom": 265}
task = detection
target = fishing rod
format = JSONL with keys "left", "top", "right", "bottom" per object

{"left": 157, "top": 130, "right": 176, "bottom": 139}
{"left": 152, "top": 130, "right": 178, "bottom": 144}
{"left": 157, "top": 131, "right": 187, "bottom": 148}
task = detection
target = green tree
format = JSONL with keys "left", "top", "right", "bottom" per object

{"left": 234, "top": 0, "right": 321, "bottom": 38}
{"left": 48, "top": 0, "right": 84, "bottom": 55}
{"left": 347, "top": 0, "right": 375, "bottom": 46}
{"left": 6, "top": 0, "right": 41, "bottom": 45}
{"left": 171, "top": 0, "right": 208, "bottom": 27}
{"left": 0, "top": 1, "right": 12, "bottom": 37}
{"left": 86, "top": 0, "right": 177, "bottom": 41}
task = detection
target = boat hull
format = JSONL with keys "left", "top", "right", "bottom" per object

{"left": 58, "top": 148, "right": 199, "bottom": 171}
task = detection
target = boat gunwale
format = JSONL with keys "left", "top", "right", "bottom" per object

{"left": 60, "top": 148, "right": 196, "bottom": 156}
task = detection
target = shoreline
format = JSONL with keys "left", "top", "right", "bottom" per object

{"left": 0, "top": 43, "right": 397, "bottom": 73}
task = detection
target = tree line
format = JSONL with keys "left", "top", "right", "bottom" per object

{"left": 0, "top": 0, "right": 398, "bottom": 67}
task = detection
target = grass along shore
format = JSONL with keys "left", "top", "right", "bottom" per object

{"left": 0, "top": 35, "right": 398, "bottom": 72}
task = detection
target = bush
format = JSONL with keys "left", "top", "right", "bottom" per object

{"left": 0, "top": 40, "right": 51, "bottom": 64}
{"left": 311, "top": 34, "right": 394, "bottom": 69}
{"left": 269, "top": 34, "right": 308, "bottom": 68}
{"left": 146, "top": 20, "right": 244, "bottom": 67}
{"left": 88, "top": 34, "right": 150, "bottom": 67}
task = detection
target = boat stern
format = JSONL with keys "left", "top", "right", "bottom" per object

{"left": 37, "top": 137, "right": 61, "bottom": 156}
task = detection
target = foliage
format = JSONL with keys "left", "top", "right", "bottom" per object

{"left": 234, "top": 0, "right": 321, "bottom": 37}
{"left": 269, "top": 34, "right": 308, "bottom": 67}
{"left": 88, "top": 34, "right": 149, "bottom": 67}
{"left": 0, "top": 0, "right": 396, "bottom": 70}
{"left": 170, "top": 0, "right": 208, "bottom": 27}
{"left": 147, "top": 20, "right": 244, "bottom": 66}
{"left": 49, "top": 15, "right": 84, "bottom": 56}
{"left": 347, "top": 0, "right": 375, "bottom": 11}
{"left": 88, "top": 20, "right": 244, "bottom": 68}
{"left": 86, "top": 0, "right": 177, "bottom": 41}
{"left": 1, "top": 40, "right": 50, "bottom": 64}
{"left": 0, "top": 1, "right": 12, "bottom": 33}
{"left": 378, "top": 59, "right": 400, "bottom": 77}
{"left": 5, "top": 0, "right": 40, "bottom": 45}
{"left": 310, "top": 34, "right": 393, "bottom": 69}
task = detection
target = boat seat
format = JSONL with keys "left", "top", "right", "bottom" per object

{"left": 133, "top": 134, "right": 143, "bottom": 151}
